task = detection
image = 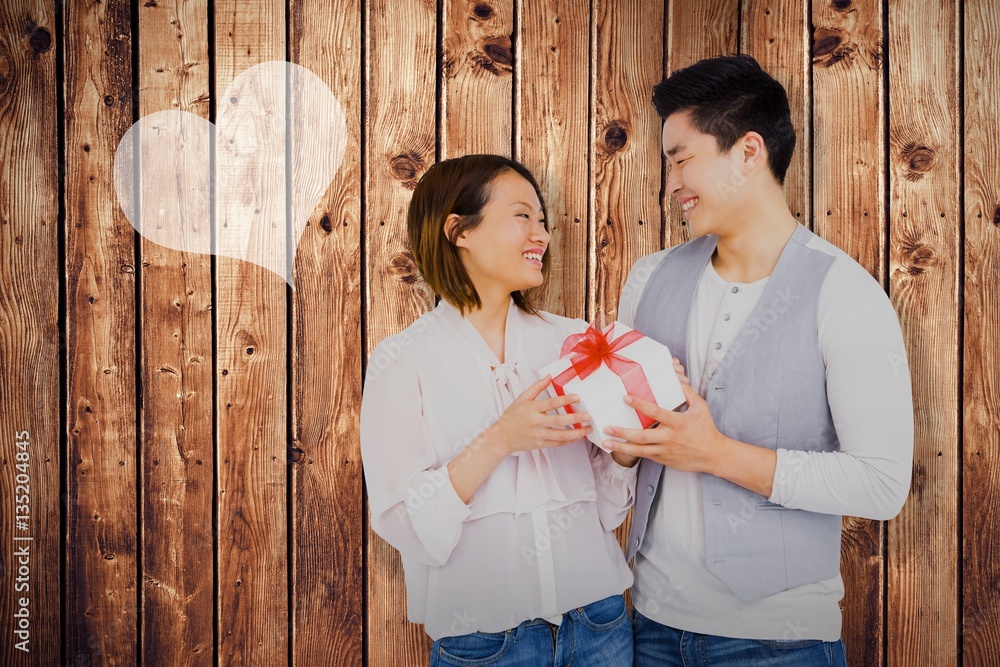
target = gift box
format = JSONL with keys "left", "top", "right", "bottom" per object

{"left": 539, "top": 321, "right": 687, "bottom": 452}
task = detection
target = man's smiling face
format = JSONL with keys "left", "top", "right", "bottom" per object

{"left": 662, "top": 110, "right": 751, "bottom": 239}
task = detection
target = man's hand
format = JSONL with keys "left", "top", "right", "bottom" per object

{"left": 603, "top": 378, "right": 778, "bottom": 498}
{"left": 603, "top": 381, "right": 726, "bottom": 473}
{"left": 604, "top": 357, "right": 689, "bottom": 469}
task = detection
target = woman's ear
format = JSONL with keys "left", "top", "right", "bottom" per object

{"left": 444, "top": 213, "right": 467, "bottom": 248}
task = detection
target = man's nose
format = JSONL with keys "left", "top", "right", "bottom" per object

{"left": 666, "top": 166, "right": 682, "bottom": 194}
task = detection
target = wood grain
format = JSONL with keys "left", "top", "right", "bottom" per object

{"left": 811, "top": 1, "right": 886, "bottom": 663}
{"left": 440, "top": 0, "right": 514, "bottom": 157}
{"left": 136, "top": 1, "right": 215, "bottom": 663}
{"left": 514, "top": 0, "right": 589, "bottom": 319}
{"left": 661, "top": 0, "right": 738, "bottom": 248}
{"left": 741, "top": 0, "right": 810, "bottom": 229}
{"left": 288, "top": 0, "right": 364, "bottom": 664}
{"left": 214, "top": 1, "right": 289, "bottom": 663}
{"left": 590, "top": 0, "right": 664, "bottom": 326}
{"left": 364, "top": 0, "right": 438, "bottom": 664}
{"left": 963, "top": 0, "right": 1000, "bottom": 663}
{"left": 63, "top": 0, "right": 139, "bottom": 664}
{"left": 0, "top": 1, "right": 61, "bottom": 665}
{"left": 886, "top": 0, "right": 961, "bottom": 664}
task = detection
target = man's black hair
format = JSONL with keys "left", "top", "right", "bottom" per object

{"left": 652, "top": 54, "right": 796, "bottom": 185}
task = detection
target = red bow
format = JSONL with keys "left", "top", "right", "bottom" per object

{"left": 552, "top": 324, "right": 657, "bottom": 428}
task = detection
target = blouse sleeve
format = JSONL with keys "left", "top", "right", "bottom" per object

{"left": 588, "top": 445, "right": 639, "bottom": 531}
{"left": 361, "top": 340, "right": 473, "bottom": 567}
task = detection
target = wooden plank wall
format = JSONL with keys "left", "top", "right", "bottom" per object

{"left": 0, "top": 0, "right": 998, "bottom": 665}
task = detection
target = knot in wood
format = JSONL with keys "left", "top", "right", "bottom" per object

{"left": 603, "top": 122, "right": 628, "bottom": 153}
{"left": 390, "top": 152, "right": 424, "bottom": 189}
{"left": 474, "top": 37, "right": 513, "bottom": 75}
{"left": 319, "top": 214, "right": 333, "bottom": 233}
{"left": 390, "top": 250, "right": 421, "bottom": 285}
{"left": 831, "top": 0, "right": 852, "bottom": 11}
{"left": 900, "top": 143, "right": 936, "bottom": 181}
{"left": 812, "top": 28, "right": 853, "bottom": 67}
{"left": 473, "top": 3, "right": 494, "bottom": 20}
{"left": 29, "top": 26, "right": 52, "bottom": 53}
{"left": 900, "top": 238, "right": 936, "bottom": 276}
{"left": 290, "top": 447, "right": 305, "bottom": 463}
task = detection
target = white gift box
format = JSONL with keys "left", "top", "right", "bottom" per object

{"left": 539, "top": 321, "right": 687, "bottom": 452}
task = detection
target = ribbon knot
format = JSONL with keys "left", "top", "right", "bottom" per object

{"left": 554, "top": 324, "right": 658, "bottom": 429}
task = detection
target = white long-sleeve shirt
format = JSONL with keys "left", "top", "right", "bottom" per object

{"left": 361, "top": 296, "right": 637, "bottom": 640}
{"left": 619, "top": 232, "right": 913, "bottom": 640}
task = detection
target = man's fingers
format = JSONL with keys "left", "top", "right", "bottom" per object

{"left": 679, "top": 380, "right": 699, "bottom": 407}
{"left": 605, "top": 426, "right": 652, "bottom": 444}
{"left": 623, "top": 394, "right": 670, "bottom": 424}
{"left": 603, "top": 439, "right": 652, "bottom": 459}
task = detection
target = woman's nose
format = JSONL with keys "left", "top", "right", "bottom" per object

{"left": 532, "top": 223, "right": 550, "bottom": 242}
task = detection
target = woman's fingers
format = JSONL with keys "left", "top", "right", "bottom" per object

{"left": 542, "top": 425, "right": 592, "bottom": 446}
{"left": 515, "top": 374, "right": 553, "bottom": 403}
{"left": 537, "top": 392, "right": 581, "bottom": 413}
{"left": 546, "top": 411, "right": 591, "bottom": 427}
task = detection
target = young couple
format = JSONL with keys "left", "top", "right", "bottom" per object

{"left": 360, "top": 55, "right": 914, "bottom": 667}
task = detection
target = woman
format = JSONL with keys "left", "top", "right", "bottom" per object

{"left": 361, "top": 155, "right": 637, "bottom": 666}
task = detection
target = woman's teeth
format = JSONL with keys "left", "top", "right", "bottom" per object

{"left": 681, "top": 197, "right": 699, "bottom": 213}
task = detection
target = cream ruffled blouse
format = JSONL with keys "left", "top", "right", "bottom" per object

{"left": 361, "top": 296, "right": 637, "bottom": 640}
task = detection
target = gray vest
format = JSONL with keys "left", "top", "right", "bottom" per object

{"left": 627, "top": 224, "right": 842, "bottom": 603}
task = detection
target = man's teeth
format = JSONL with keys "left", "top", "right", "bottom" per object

{"left": 523, "top": 252, "right": 543, "bottom": 262}
{"left": 681, "top": 198, "right": 699, "bottom": 212}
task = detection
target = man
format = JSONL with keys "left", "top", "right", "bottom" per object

{"left": 601, "top": 55, "right": 914, "bottom": 666}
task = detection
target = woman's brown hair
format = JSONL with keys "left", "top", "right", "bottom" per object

{"left": 406, "top": 154, "right": 550, "bottom": 317}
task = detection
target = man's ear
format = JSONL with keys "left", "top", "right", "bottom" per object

{"left": 741, "top": 132, "right": 766, "bottom": 174}
{"left": 444, "top": 213, "right": 467, "bottom": 248}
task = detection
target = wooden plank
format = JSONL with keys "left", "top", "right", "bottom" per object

{"left": 63, "top": 0, "right": 139, "bottom": 663}
{"left": 364, "top": 0, "right": 438, "bottom": 664}
{"left": 811, "top": 0, "right": 884, "bottom": 273}
{"left": 591, "top": 0, "right": 665, "bottom": 326}
{"left": 514, "top": 0, "right": 589, "bottom": 319}
{"left": 661, "top": 0, "right": 738, "bottom": 248}
{"left": 288, "top": 0, "right": 364, "bottom": 664}
{"left": 440, "top": 0, "right": 514, "bottom": 157}
{"left": 962, "top": 0, "right": 1000, "bottom": 662}
{"left": 886, "top": 0, "right": 961, "bottom": 664}
{"left": 810, "top": 1, "right": 885, "bottom": 663}
{"left": 214, "top": 2, "right": 289, "bottom": 663}
{"left": 0, "top": 1, "right": 61, "bottom": 664}
{"left": 741, "top": 0, "right": 810, "bottom": 230}
{"left": 590, "top": 0, "right": 666, "bottom": 580}
{"left": 135, "top": 0, "right": 215, "bottom": 663}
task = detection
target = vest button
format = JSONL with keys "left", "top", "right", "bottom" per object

{"left": 646, "top": 485, "right": 655, "bottom": 495}
{"left": 722, "top": 313, "right": 731, "bottom": 321}
{"left": 714, "top": 342, "right": 722, "bottom": 350}
{"left": 731, "top": 286, "right": 739, "bottom": 294}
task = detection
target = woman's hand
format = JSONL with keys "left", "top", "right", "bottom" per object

{"left": 491, "top": 375, "right": 593, "bottom": 455}
{"left": 448, "top": 375, "right": 591, "bottom": 504}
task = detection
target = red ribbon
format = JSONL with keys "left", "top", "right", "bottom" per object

{"left": 551, "top": 324, "right": 657, "bottom": 429}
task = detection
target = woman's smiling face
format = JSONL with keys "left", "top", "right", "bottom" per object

{"left": 663, "top": 110, "right": 751, "bottom": 239}
{"left": 450, "top": 169, "right": 550, "bottom": 298}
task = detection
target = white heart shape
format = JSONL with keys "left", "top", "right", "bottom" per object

{"left": 114, "top": 61, "right": 347, "bottom": 288}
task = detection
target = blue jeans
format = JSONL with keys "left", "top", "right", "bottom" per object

{"left": 632, "top": 610, "right": 847, "bottom": 667}
{"left": 429, "top": 594, "right": 633, "bottom": 666}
